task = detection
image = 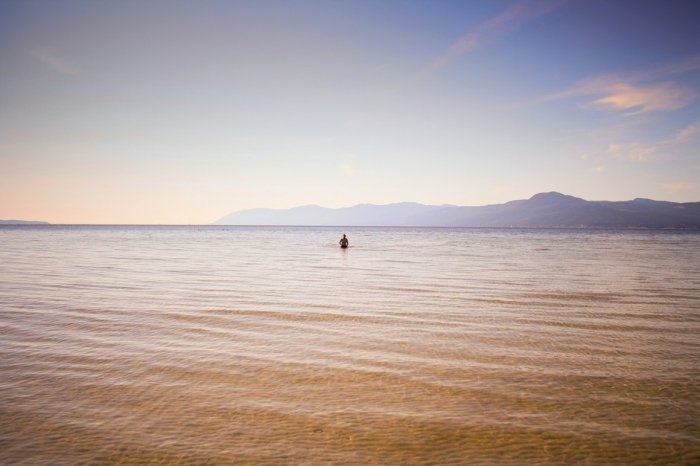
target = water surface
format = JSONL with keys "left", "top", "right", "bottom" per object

{"left": 1, "top": 226, "right": 699, "bottom": 464}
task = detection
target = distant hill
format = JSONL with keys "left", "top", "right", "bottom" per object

{"left": 214, "top": 192, "right": 700, "bottom": 228}
{"left": 0, "top": 219, "right": 50, "bottom": 225}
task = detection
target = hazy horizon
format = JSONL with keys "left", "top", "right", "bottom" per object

{"left": 2, "top": 0, "right": 699, "bottom": 224}
{"left": 5, "top": 188, "right": 700, "bottom": 229}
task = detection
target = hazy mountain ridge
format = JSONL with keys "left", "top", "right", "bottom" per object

{"left": 214, "top": 192, "right": 700, "bottom": 228}
{"left": 0, "top": 219, "right": 50, "bottom": 225}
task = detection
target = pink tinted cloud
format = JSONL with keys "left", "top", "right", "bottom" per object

{"left": 670, "top": 120, "right": 700, "bottom": 143}
{"left": 608, "top": 143, "right": 656, "bottom": 161}
{"left": 540, "top": 54, "right": 700, "bottom": 114}
{"left": 590, "top": 81, "right": 695, "bottom": 114}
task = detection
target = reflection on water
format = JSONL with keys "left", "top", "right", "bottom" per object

{"left": 1, "top": 226, "right": 699, "bottom": 464}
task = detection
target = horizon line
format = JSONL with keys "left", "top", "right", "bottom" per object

{"left": 3, "top": 223, "right": 700, "bottom": 231}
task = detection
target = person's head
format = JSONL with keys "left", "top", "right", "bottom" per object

{"left": 343, "top": 234, "right": 346, "bottom": 238}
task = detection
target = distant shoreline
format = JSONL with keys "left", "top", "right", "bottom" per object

{"left": 6, "top": 223, "right": 700, "bottom": 229}
{"left": 0, "top": 220, "right": 50, "bottom": 225}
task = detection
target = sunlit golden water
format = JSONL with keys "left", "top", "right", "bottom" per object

{"left": 1, "top": 226, "right": 699, "bottom": 464}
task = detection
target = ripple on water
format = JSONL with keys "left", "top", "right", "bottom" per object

{"left": 1, "top": 226, "right": 699, "bottom": 464}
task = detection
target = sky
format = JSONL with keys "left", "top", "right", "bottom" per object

{"left": 1, "top": 0, "right": 699, "bottom": 224}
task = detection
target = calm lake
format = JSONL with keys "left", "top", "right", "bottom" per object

{"left": 1, "top": 225, "right": 699, "bottom": 464}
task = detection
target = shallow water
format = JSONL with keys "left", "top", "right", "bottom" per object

{"left": 1, "top": 225, "right": 699, "bottom": 464}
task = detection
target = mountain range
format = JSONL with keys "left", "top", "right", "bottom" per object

{"left": 214, "top": 192, "right": 700, "bottom": 229}
{"left": 0, "top": 219, "right": 50, "bottom": 225}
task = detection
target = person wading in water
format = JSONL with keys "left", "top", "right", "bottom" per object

{"left": 339, "top": 234, "right": 349, "bottom": 249}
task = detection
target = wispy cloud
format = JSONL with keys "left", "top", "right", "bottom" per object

{"left": 660, "top": 181, "right": 697, "bottom": 192}
{"left": 608, "top": 143, "right": 656, "bottom": 161}
{"left": 595, "top": 118, "right": 698, "bottom": 168}
{"left": 426, "top": 0, "right": 565, "bottom": 73}
{"left": 588, "top": 82, "right": 694, "bottom": 114}
{"left": 31, "top": 50, "right": 80, "bottom": 75}
{"left": 669, "top": 120, "right": 700, "bottom": 144}
{"left": 540, "top": 54, "right": 700, "bottom": 115}
{"left": 632, "top": 54, "right": 700, "bottom": 82}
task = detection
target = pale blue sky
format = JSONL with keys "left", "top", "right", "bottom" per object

{"left": 1, "top": 0, "right": 699, "bottom": 223}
